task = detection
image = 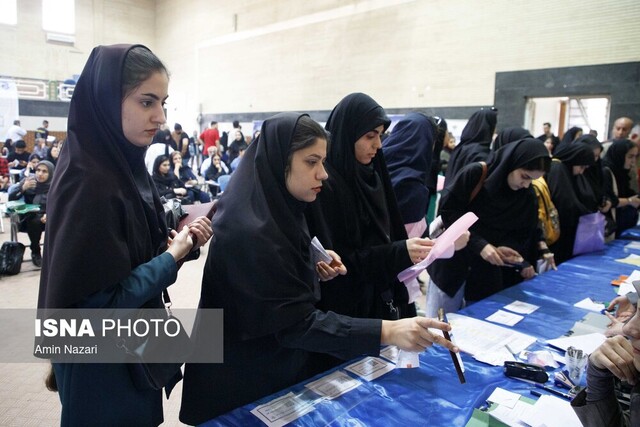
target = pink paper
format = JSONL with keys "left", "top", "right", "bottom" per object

{"left": 397, "top": 212, "right": 478, "bottom": 283}
{"left": 437, "top": 175, "right": 445, "bottom": 192}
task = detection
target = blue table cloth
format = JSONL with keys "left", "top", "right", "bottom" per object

{"left": 203, "top": 240, "right": 635, "bottom": 426}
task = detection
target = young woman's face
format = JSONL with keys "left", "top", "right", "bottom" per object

{"left": 50, "top": 146, "right": 60, "bottom": 158}
{"left": 35, "top": 165, "right": 49, "bottom": 183}
{"left": 121, "top": 71, "right": 169, "bottom": 148}
{"left": 625, "top": 146, "right": 638, "bottom": 170}
{"left": 29, "top": 158, "right": 39, "bottom": 168}
{"left": 507, "top": 168, "right": 544, "bottom": 191}
{"left": 159, "top": 160, "right": 170, "bottom": 175}
{"left": 286, "top": 138, "right": 329, "bottom": 203}
{"left": 544, "top": 138, "right": 554, "bottom": 154}
{"left": 593, "top": 147, "right": 602, "bottom": 162}
{"left": 354, "top": 125, "right": 384, "bottom": 165}
{"left": 572, "top": 165, "right": 588, "bottom": 175}
{"left": 172, "top": 154, "right": 182, "bottom": 164}
{"left": 213, "top": 156, "right": 221, "bottom": 166}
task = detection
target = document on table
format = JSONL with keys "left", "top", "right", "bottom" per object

{"left": 520, "top": 394, "right": 582, "bottom": 427}
{"left": 503, "top": 300, "right": 539, "bottom": 314}
{"left": 344, "top": 356, "right": 395, "bottom": 381}
{"left": 304, "top": 370, "right": 362, "bottom": 400}
{"left": 546, "top": 332, "right": 606, "bottom": 354}
{"left": 573, "top": 297, "right": 605, "bottom": 312}
{"left": 379, "top": 345, "right": 399, "bottom": 363}
{"left": 446, "top": 314, "right": 536, "bottom": 362}
{"left": 486, "top": 310, "right": 524, "bottom": 326}
{"left": 250, "top": 392, "right": 318, "bottom": 427}
{"left": 616, "top": 254, "right": 640, "bottom": 266}
{"left": 625, "top": 241, "right": 640, "bottom": 251}
{"left": 616, "top": 270, "right": 640, "bottom": 295}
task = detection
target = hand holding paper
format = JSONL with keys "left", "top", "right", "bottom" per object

{"left": 398, "top": 212, "right": 478, "bottom": 283}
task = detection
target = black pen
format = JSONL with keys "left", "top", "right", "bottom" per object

{"left": 438, "top": 308, "right": 466, "bottom": 384}
{"left": 532, "top": 383, "right": 572, "bottom": 400}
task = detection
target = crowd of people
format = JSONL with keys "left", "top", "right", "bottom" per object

{"left": 0, "top": 43, "right": 635, "bottom": 426}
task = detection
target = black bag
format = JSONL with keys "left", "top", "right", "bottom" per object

{"left": 0, "top": 241, "right": 25, "bottom": 275}
{"left": 120, "top": 290, "right": 193, "bottom": 397}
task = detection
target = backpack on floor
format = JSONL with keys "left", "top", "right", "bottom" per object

{"left": 0, "top": 241, "right": 25, "bottom": 275}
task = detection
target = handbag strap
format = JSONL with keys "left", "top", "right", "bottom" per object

{"left": 606, "top": 167, "right": 617, "bottom": 222}
{"left": 469, "top": 162, "right": 487, "bottom": 203}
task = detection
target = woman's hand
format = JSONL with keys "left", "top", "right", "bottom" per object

{"left": 598, "top": 199, "right": 612, "bottom": 213}
{"left": 380, "top": 317, "right": 459, "bottom": 353}
{"left": 454, "top": 231, "right": 470, "bottom": 251}
{"left": 480, "top": 244, "right": 503, "bottom": 266}
{"left": 604, "top": 312, "right": 626, "bottom": 337}
{"left": 316, "top": 250, "right": 347, "bottom": 281}
{"left": 40, "top": 214, "right": 47, "bottom": 224}
{"left": 406, "top": 237, "right": 435, "bottom": 264}
{"left": 166, "top": 226, "right": 194, "bottom": 261}
{"left": 174, "top": 188, "right": 187, "bottom": 196}
{"left": 186, "top": 216, "right": 213, "bottom": 251}
{"left": 496, "top": 246, "right": 523, "bottom": 264}
{"left": 589, "top": 335, "right": 638, "bottom": 385}
{"left": 520, "top": 266, "right": 536, "bottom": 280}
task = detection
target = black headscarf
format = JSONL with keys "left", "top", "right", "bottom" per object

{"left": 445, "top": 108, "right": 498, "bottom": 181}
{"left": 603, "top": 138, "right": 636, "bottom": 198}
{"left": 553, "top": 141, "right": 596, "bottom": 167}
{"left": 199, "top": 112, "right": 317, "bottom": 340}
{"left": 38, "top": 44, "right": 167, "bottom": 309}
{"left": 382, "top": 112, "right": 435, "bottom": 224}
{"left": 575, "top": 134, "right": 605, "bottom": 210}
{"left": 492, "top": 127, "right": 533, "bottom": 151}
{"left": 556, "top": 126, "right": 583, "bottom": 152}
{"left": 324, "top": 92, "right": 395, "bottom": 243}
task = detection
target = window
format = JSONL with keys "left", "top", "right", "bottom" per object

{"left": 0, "top": 0, "right": 17, "bottom": 26}
{"left": 42, "top": 0, "right": 75, "bottom": 35}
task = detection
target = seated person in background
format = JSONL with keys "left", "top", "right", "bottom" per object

{"left": 0, "top": 154, "right": 9, "bottom": 191}
{"left": 21, "top": 153, "right": 42, "bottom": 180}
{"left": 3, "top": 138, "right": 13, "bottom": 156}
{"left": 45, "top": 144, "right": 60, "bottom": 166}
{"left": 144, "top": 130, "right": 174, "bottom": 174}
{"left": 151, "top": 155, "right": 192, "bottom": 204}
{"left": 7, "top": 140, "right": 30, "bottom": 169}
{"left": 33, "top": 137, "right": 49, "bottom": 158}
{"left": 200, "top": 145, "right": 229, "bottom": 176}
{"left": 230, "top": 147, "right": 245, "bottom": 172}
{"left": 572, "top": 289, "right": 640, "bottom": 426}
{"left": 170, "top": 151, "right": 210, "bottom": 203}
{"left": 204, "top": 154, "right": 228, "bottom": 197}
{"left": 226, "top": 129, "right": 247, "bottom": 165}
{"left": 8, "top": 160, "right": 54, "bottom": 266}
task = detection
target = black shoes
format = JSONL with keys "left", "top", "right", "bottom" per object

{"left": 31, "top": 252, "right": 42, "bottom": 267}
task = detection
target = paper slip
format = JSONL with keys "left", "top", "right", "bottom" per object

{"left": 345, "top": 356, "right": 395, "bottom": 381}
{"left": 573, "top": 297, "right": 605, "bottom": 312}
{"left": 486, "top": 310, "right": 524, "bottom": 326}
{"left": 546, "top": 332, "right": 606, "bottom": 354}
{"left": 447, "top": 313, "right": 536, "bottom": 357}
{"left": 616, "top": 254, "right": 640, "bottom": 266}
{"left": 618, "top": 280, "right": 635, "bottom": 296}
{"left": 304, "top": 370, "right": 362, "bottom": 400}
{"left": 521, "top": 394, "right": 582, "bottom": 427}
{"left": 474, "top": 345, "right": 517, "bottom": 366}
{"left": 310, "top": 236, "right": 332, "bottom": 264}
{"left": 625, "top": 241, "right": 640, "bottom": 251}
{"left": 487, "top": 387, "right": 521, "bottom": 409}
{"left": 503, "top": 300, "right": 539, "bottom": 315}
{"left": 250, "top": 392, "right": 317, "bottom": 427}
{"left": 396, "top": 350, "right": 420, "bottom": 369}
{"left": 379, "top": 345, "right": 399, "bottom": 363}
{"left": 488, "top": 400, "right": 533, "bottom": 427}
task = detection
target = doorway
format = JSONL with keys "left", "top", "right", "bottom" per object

{"left": 525, "top": 96, "right": 610, "bottom": 140}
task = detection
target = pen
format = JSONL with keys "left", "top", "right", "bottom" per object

{"left": 438, "top": 308, "right": 466, "bottom": 384}
{"left": 533, "top": 383, "right": 573, "bottom": 400}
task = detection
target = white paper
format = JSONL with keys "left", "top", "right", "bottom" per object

{"left": 474, "top": 345, "right": 516, "bottom": 366}
{"left": 489, "top": 399, "right": 534, "bottom": 427}
{"left": 503, "top": 300, "right": 539, "bottom": 315}
{"left": 546, "top": 332, "right": 606, "bottom": 354}
{"left": 618, "top": 280, "right": 635, "bottom": 296}
{"left": 250, "top": 392, "right": 317, "bottom": 427}
{"left": 487, "top": 387, "right": 521, "bottom": 409}
{"left": 447, "top": 313, "right": 537, "bottom": 357}
{"left": 304, "top": 370, "right": 362, "bottom": 400}
{"left": 345, "top": 356, "right": 395, "bottom": 381}
{"left": 396, "top": 350, "right": 420, "bottom": 369}
{"left": 625, "top": 241, "right": 640, "bottom": 251}
{"left": 521, "top": 394, "right": 582, "bottom": 427}
{"left": 486, "top": 310, "right": 524, "bottom": 326}
{"left": 573, "top": 297, "right": 605, "bottom": 312}
{"left": 616, "top": 255, "right": 640, "bottom": 266}
{"left": 310, "top": 236, "right": 332, "bottom": 264}
{"left": 379, "top": 346, "right": 399, "bottom": 363}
